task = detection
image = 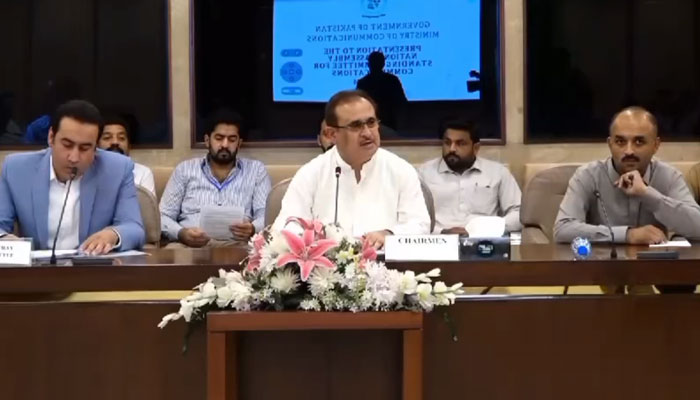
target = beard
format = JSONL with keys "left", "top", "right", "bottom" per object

{"left": 105, "top": 144, "right": 125, "bottom": 155}
{"left": 209, "top": 147, "right": 237, "bottom": 165}
{"left": 444, "top": 152, "right": 476, "bottom": 172}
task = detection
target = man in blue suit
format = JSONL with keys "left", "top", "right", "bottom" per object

{"left": 0, "top": 100, "right": 144, "bottom": 254}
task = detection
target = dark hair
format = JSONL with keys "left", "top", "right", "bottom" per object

{"left": 368, "top": 51, "right": 386, "bottom": 71}
{"left": 438, "top": 116, "right": 480, "bottom": 144}
{"left": 204, "top": 108, "right": 244, "bottom": 139}
{"left": 324, "top": 90, "right": 378, "bottom": 127}
{"left": 51, "top": 99, "right": 103, "bottom": 135}
{"left": 101, "top": 113, "right": 131, "bottom": 140}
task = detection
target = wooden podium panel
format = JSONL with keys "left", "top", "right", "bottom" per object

{"left": 206, "top": 311, "right": 424, "bottom": 400}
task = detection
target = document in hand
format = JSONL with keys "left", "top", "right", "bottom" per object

{"left": 200, "top": 205, "right": 245, "bottom": 240}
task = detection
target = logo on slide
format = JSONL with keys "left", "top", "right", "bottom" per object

{"left": 361, "top": 0, "right": 387, "bottom": 18}
{"left": 280, "top": 62, "right": 303, "bottom": 83}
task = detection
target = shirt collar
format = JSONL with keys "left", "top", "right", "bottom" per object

{"left": 333, "top": 146, "right": 379, "bottom": 174}
{"left": 438, "top": 156, "right": 482, "bottom": 175}
{"left": 201, "top": 156, "right": 241, "bottom": 176}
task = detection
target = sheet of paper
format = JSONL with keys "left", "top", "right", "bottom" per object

{"left": 465, "top": 216, "right": 506, "bottom": 238}
{"left": 649, "top": 239, "right": 691, "bottom": 248}
{"left": 99, "top": 250, "right": 149, "bottom": 258}
{"left": 200, "top": 205, "right": 245, "bottom": 240}
{"left": 31, "top": 249, "right": 78, "bottom": 260}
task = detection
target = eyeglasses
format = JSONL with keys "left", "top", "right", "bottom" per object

{"left": 332, "top": 117, "right": 380, "bottom": 133}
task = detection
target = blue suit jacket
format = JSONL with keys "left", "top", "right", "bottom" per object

{"left": 0, "top": 149, "right": 145, "bottom": 250}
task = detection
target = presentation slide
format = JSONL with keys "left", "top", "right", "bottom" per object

{"left": 273, "top": 0, "right": 481, "bottom": 102}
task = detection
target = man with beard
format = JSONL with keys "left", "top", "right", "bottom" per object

{"left": 98, "top": 114, "right": 155, "bottom": 196}
{"left": 554, "top": 106, "right": 700, "bottom": 245}
{"left": 273, "top": 90, "right": 429, "bottom": 249}
{"left": 159, "top": 109, "right": 271, "bottom": 247}
{"left": 418, "top": 117, "right": 521, "bottom": 234}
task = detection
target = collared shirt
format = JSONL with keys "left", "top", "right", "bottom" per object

{"left": 48, "top": 157, "right": 81, "bottom": 250}
{"left": 160, "top": 156, "right": 271, "bottom": 240}
{"left": 133, "top": 162, "right": 155, "bottom": 196}
{"left": 417, "top": 157, "right": 522, "bottom": 233}
{"left": 272, "top": 147, "right": 430, "bottom": 236}
{"left": 554, "top": 158, "right": 700, "bottom": 243}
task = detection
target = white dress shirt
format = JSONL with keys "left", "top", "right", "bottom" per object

{"left": 418, "top": 157, "right": 522, "bottom": 233}
{"left": 48, "top": 160, "right": 81, "bottom": 250}
{"left": 133, "top": 162, "right": 156, "bottom": 196}
{"left": 273, "top": 147, "right": 430, "bottom": 236}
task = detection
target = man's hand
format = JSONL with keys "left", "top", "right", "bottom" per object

{"left": 363, "top": 230, "right": 392, "bottom": 249}
{"left": 81, "top": 228, "right": 119, "bottom": 255}
{"left": 229, "top": 221, "right": 255, "bottom": 242}
{"left": 178, "top": 227, "right": 210, "bottom": 248}
{"left": 615, "top": 170, "right": 647, "bottom": 196}
{"left": 441, "top": 227, "right": 468, "bottom": 235}
{"left": 626, "top": 225, "right": 667, "bottom": 245}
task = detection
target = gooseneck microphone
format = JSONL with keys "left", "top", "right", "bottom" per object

{"left": 594, "top": 190, "right": 618, "bottom": 259}
{"left": 334, "top": 166, "right": 341, "bottom": 225}
{"left": 50, "top": 166, "right": 78, "bottom": 265}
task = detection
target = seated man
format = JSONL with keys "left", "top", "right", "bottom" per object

{"left": 273, "top": 90, "right": 430, "bottom": 248}
{"left": 98, "top": 113, "right": 156, "bottom": 196}
{"left": 318, "top": 119, "right": 335, "bottom": 153}
{"left": 0, "top": 100, "right": 145, "bottom": 254}
{"left": 160, "top": 109, "right": 271, "bottom": 247}
{"left": 555, "top": 106, "right": 700, "bottom": 292}
{"left": 418, "top": 117, "right": 521, "bottom": 234}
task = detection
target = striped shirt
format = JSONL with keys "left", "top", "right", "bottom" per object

{"left": 160, "top": 156, "right": 271, "bottom": 240}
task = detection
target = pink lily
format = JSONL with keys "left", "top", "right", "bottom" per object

{"left": 246, "top": 233, "right": 267, "bottom": 272}
{"left": 358, "top": 239, "right": 377, "bottom": 269}
{"left": 277, "top": 228, "right": 338, "bottom": 281}
{"left": 285, "top": 217, "right": 325, "bottom": 238}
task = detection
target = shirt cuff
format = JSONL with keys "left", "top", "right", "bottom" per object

{"left": 611, "top": 225, "right": 629, "bottom": 244}
{"left": 110, "top": 228, "right": 122, "bottom": 250}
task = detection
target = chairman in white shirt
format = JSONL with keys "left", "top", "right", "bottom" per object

{"left": 273, "top": 90, "right": 430, "bottom": 248}
{"left": 418, "top": 117, "right": 521, "bottom": 234}
{"left": 98, "top": 113, "right": 156, "bottom": 196}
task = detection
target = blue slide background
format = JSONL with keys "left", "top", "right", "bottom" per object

{"left": 273, "top": 0, "right": 481, "bottom": 102}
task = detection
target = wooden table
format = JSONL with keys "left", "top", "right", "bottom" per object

{"left": 2, "top": 244, "right": 700, "bottom": 400}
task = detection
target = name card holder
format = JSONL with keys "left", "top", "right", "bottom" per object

{"left": 0, "top": 238, "right": 33, "bottom": 266}
{"left": 385, "top": 235, "right": 459, "bottom": 261}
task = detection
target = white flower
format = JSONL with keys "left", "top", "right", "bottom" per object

{"left": 415, "top": 283, "right": 435, "bottom": 310}
{"left": 216, "top": 286, "right": 234, "bottom": 308}
{"left": 336, "top": 249, "right": 355, "bottom": 263}
{"left": 308, "top": 267, "right": 341, "bottom": 296}
{"left": 179, "top": 300, "right": 195, "bottom": 321}
{"left": 201, "top": 282, "right": 217, "bottom": 298}
{"left": 400, "top": 271, "right": 418, "bottom": 294}
{"left": 433, "top": 281, "right": 448, "bottom": 293}
{"left": 157, "top": 312, "right": 181, "bottom": 328}
{"left": 300, "top": 298, "right": 321, "bottom": 311}
{"left": 325, "top": 224, "right": 347, "bottom": 243}
{"left": 270, "top": 269, "right": 300, "bottom": 293}
{"left": 267, "top": 232, "right": 289, "bottom": 255}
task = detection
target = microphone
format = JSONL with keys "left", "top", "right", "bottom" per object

{"left": 49, "top": 167, "right": 78, "bottom": 265}
{"left": 594, "top": 190, "right": 618, "bottom": 259}
{"left": 334, "top": 166, "right": 341, "bottom": 225}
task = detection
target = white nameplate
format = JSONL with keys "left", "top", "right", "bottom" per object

{"left": 0, "top": 239, "right": 32, "bottom": 266}
{"left": 385, "top": 235, "right": 459, "bottom": 261}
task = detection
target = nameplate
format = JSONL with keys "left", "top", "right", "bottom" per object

{"left": 385, "top": 235, "right": 459, "bottom": 261}
{"left": 0, "top": 239, "right": 32, "bottom": 266}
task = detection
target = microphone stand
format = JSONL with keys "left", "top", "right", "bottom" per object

{"left": 334, "top": 166, "right": 341, "bottom": 225}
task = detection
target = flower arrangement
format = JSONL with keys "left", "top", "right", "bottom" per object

{"left": 158, "top": 218, "right": 463, "bottom": 329}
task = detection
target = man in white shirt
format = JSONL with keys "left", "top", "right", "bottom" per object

{"left": 98, "top": 113, "right": 156, "bottom": 196}
{"left": 273, "top": 90, "right": 430, "bottom": 248}
{"left": 418, "top": 117, "right": 521, "bottom": 234}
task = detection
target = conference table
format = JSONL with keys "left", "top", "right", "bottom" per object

{"left": 2, "top": 244, "right": 700, "bottom": 399}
